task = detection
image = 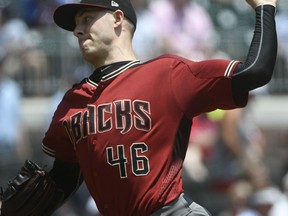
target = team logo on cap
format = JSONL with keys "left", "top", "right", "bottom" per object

{"left": 111, "top": 1, "right": 119, "bottom": 7}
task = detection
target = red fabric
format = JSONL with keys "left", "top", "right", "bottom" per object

{"left": 43, "top": 55, "right": 247, "bottom": 215}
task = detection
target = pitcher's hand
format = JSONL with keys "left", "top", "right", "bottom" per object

{"left": 246, "top": 0, "right": 277, "bottom": 9}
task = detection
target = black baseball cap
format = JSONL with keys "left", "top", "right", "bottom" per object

{"left": 53, "top": 0, "right": 137, "bottom": 31}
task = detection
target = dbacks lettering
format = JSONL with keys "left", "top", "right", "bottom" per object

{"left": 63, "top": 100, "right": 152, "bottom": 144}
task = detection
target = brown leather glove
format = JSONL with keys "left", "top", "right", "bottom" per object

{"left": 0, "top": 160, "right": 64, "bottom": 216}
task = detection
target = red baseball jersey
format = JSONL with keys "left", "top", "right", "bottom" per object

{"left": 43, "top": 55, "right": 248, "bottom": 216}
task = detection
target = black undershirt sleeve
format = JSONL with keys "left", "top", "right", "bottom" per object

{"left": 49, "top": 159, "right": 84, "bottom": 201}
{"left": 232, "top": 5, "right": 277, "bottom": 97}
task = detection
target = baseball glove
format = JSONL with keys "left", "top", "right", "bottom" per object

{"left": 0, "top": 160, "right": 64, "bottom": 216}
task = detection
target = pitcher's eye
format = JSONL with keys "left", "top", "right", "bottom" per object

{"left": 83, "top": 15, "right": 93, "bottom": 24}
{"left": 75, "top": 14, "right": 94, "bottom": 26}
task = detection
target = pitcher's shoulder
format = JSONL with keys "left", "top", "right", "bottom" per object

{"left": 142, "top": 54, "right": 195, "bottom": 67}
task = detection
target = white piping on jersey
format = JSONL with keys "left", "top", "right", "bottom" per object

{"left": 224, "top": 60, "right": 238, "bottom": 77}
{"left": 234, "top": 5, "right": 265, "bottom": 75}
{"left": 87, "top": 60, "right": 141, "bottom": 86}
{"left": 87, "top": 78, "right": 98, "bottom": 87}
{"left": 42, "top": 143, "right": 56, "bottom": 157}
{"left": 102, "top": 60, "right": 141, "bottom": 81}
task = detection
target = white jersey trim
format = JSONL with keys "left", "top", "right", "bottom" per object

{"left": 224, "top": 60, "right": 238, "bottom": 77}
{"left": 86, "top": 60, "right": 141, "bottom": 86}
{"left": 42, "top": 143, "right": 56, "bottom": 157}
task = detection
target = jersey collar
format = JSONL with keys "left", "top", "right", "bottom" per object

{"left": 88, "top": 60, "right": 141, "bottom": 85}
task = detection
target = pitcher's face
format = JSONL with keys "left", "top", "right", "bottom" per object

{"left": 73, "top": 8, "right": 115, "bottom": 62}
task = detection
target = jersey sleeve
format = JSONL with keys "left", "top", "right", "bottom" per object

{"left": 170, "top": 57, "right": 248, "bottom": 118}
{"left": 42, "top": 92, "right": 78, "bottom": 163}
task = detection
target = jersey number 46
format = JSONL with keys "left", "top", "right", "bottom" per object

{"left": 106, "top": 143, "right": 150, "bottom": 178}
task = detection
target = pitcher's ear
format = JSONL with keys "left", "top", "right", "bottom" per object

{"left": 113, "top": 9, "right": 125, "bottom": 26}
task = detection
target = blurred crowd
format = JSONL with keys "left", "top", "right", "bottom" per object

{"left": 0, "top": 0, "right": 288, "bottom": 215}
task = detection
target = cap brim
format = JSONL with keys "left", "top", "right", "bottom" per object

{"left": 53, "top": 3, "right": 107, "bottom": 31}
